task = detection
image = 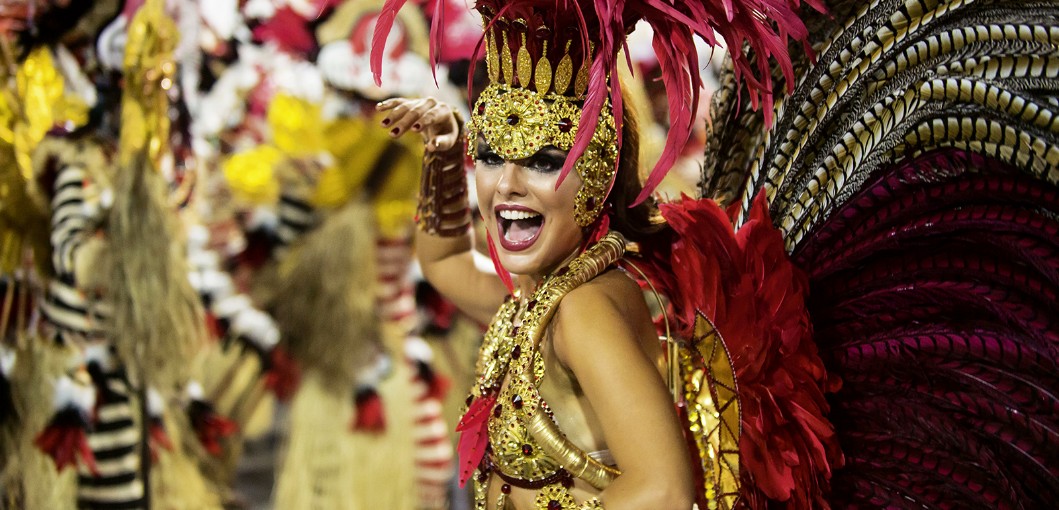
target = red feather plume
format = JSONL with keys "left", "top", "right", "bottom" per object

{"left": 633, "top": 194, "right": 843, "bottom": 507}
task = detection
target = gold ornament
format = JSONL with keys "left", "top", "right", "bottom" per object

{"left": 553, "top": 42, "right": 574, "bottom": 96}
{"left": 679, "top": 314, "right": 742, "bottom": 510}
{"left": 517, "top": 32, "right": 533, "bottom": 88}
{"left": 534, "top": 41, "right": 553, "bottom": 94}
{"left": 472, "top": 20, "right": 617, "bottom": 226}
{"left": 468, "top": 83, "right": 617, "bottom": 226}
{"left": 3, "top": 48, "right": 88, "bottom": 179}
{"left": 119, "top": 0, "right": 177, "bottom": 169}
{"left": 534, "top": 484, "right": 577, "bottom": 509}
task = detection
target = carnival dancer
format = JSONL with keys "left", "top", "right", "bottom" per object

{"left": 201, "top": 2, "right": 456, "bottom": 507}
{"left": 1, "top": 1, "right": 229, "bottom": 507}
{"left": 370, "top": 0, "right": 842, "bottom": 506}
{"left": 376, "top": 0, "right": 1059, "bottom": 507}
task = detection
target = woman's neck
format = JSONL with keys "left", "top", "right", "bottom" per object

{"left": 514, "top": 246, "right": 586, "bottom": 298}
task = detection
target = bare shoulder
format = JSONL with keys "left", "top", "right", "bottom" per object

{"left": 551, "top": 269, "right": 652, "bottom": 364}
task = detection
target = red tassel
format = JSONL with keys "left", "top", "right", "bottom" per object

{"left": 34, "top": 417, "right": 99, "bottom": 476}
{"left": 353, "top": 390, "right": 387, "bottom": 433}
{"left": 264, "top": 346, "right": 302, "bottom": 402}
{"left": 148, "top": 419, "right": 173, "bottom": 463}
{"left": 587, "top": 210, "right": 611, "bottom": 247}
{"left": 424, "top": 372, "right": 451, "bottom": 402}
{"left": 204, "top": 312, "right": 222, "bottom": 341}
{"left": 189, "top": 401, "right": 238, "bottom": 457}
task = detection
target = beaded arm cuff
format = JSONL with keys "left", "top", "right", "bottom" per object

{"left": 417, "top": 119, "right": 470, "bottom": 237}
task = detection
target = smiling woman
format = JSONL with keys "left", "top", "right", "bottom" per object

{"left": 378, "top": 91, "right": 691, "bottom": 510}
{"left": 371, "top": 0, "right": 824, "bottom": 508}
{"left": 370, "top": 3, "right": 701, "bottom": 510}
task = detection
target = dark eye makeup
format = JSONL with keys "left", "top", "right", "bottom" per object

{"left": 475, "top": 140, "right": 568, "bottom": 173}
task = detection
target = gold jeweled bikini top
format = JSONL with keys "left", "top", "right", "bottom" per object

{"left": 467, "top": 233, "right": 625, "bottom": 509}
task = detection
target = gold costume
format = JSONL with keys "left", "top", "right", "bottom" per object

{"left": 469, "top": 234, "right": 624, "bottom": 509}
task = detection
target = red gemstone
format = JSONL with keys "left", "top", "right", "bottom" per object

{"left": 494, "top": 404, "right": 503, "bottom": 417}
{"left": 501, "top": 484, "right": 511, "bottom": 494}
{"left": 585, "top": 197, "right": 596, "bottom": 210}
{"left": 521, "top": 444, "right": 533, "bottom": 456}
{"left": 506, "top": 114, "right": 520, "bottom": 125}
{"left": 548, "top": 500, "right": 562, "bottom": 510}
{"left": 511, "top": 345, "right": 521, "bottom": 359}
{"left": 477, "top": 103, "right": 486, "bottom": 115}
{"left": 512, "top": 394, "right": 523, "bottom": 409}
{"left": 558, "top": 118, "right": 573, "bottom": 132}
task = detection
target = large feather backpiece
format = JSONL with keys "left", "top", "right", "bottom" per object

{"left": 703, "top": 0, "right": 1059, "bottom": 507}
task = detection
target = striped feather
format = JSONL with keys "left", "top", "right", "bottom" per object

{"left": 702, "top": 0, "right": 1059, "bottom": 506}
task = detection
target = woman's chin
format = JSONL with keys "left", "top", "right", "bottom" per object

{"left": 498, "top": 245, "right": 581, "bottom": 281}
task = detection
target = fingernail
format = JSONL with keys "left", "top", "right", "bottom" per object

{"left": 412, "top": 123, "right": 421, "bottom": 131}
{"left": 382, "top": 118, "right": 391, "bottom": 126}
{"left": 391, "top": 127, "right": 400, "bottom": 135}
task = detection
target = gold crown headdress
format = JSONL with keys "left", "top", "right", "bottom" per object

{"left": 372, "top": 0, "right": 821, "bottom": 225}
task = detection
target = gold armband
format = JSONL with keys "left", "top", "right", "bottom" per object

{"left": 525, "top": 411, "right": 620, "bottom": 490}
{"left": 416, "top": 115, "right": 471, "bottom": 237}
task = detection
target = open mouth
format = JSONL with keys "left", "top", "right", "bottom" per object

{"left": 497, "top": 207, "right": 544, "bottom": 251}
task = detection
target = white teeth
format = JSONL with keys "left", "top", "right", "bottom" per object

{"left": 498, "top": 209, "right": 541, "bottom": 220}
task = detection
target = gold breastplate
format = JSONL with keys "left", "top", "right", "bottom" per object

{"left": 466, "top": 233, "right": 625, "bottom": 509}
{"left": 486, "top": 305, "right": 561, "bottom": 483}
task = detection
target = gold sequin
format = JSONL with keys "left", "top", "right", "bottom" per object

{"left": 535, "top": 41, "right": 553, "bottom": 94}
{"left": 501, "top": 31, "right": 514, "bottom": 86}
{"left": 517, "top": 33, "right": 533, "bottom": 88}
{"left": 554, "top": 42, "right": 574, "bottom": 95}
{"left": 487, "top": 31, "right": 501, "bottom": 84}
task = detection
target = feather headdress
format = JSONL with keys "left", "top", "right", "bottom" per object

{"left": 372, "top": 0, "right": 823, "bottom": 208}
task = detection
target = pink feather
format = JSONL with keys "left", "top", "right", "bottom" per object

{"left": 427, "top": 0, "right": 447, "bottom": 86}
{"left": 370, "top": 0, "right": 412, "bottom": 86}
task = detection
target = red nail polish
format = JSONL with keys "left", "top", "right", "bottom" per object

{"left": 391, "top": 128, "right": 400, "bottom": 135}
{"left": 382, "top": 118, "right": 391, "bottom": 126}
{"left": 412, "top": 123, "right": 421, "bottom": 131}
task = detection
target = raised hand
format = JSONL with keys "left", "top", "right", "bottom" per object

{"left": 376, "top": 97, "right": 462, "bottom": 152}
